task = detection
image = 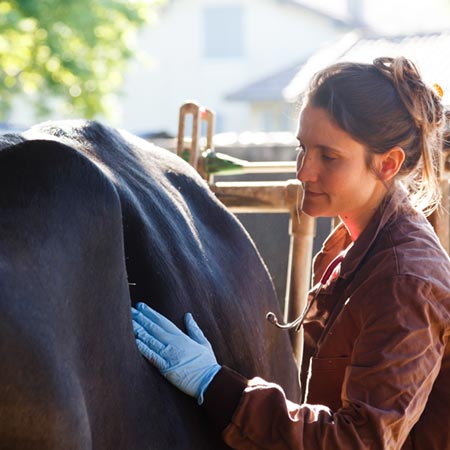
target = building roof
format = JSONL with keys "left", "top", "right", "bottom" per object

{"left": 225, "top": 0, "right": 361, "bottom": 103}
{"left": 226, "top": 61, "right": 305, "bottom": 102}
{"left": 283, "top": 30, "right": 450, "bottom": 104}
{"left": 278, "top": 0, "right": 355, "bottom": 28}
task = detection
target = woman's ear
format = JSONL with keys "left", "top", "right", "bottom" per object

{"left": 379, "top": 146, "right": 405, "bottom": 182}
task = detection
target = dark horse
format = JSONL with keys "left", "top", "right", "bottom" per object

{"left": 0, "top": 120, "right": 299, "bottom": 449}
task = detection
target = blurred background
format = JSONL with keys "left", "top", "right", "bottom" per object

{"left": 1, "top": 0, "right": 449, "bottom": 301}
{"left": 1, "top": 0, "right": 450, "bottom": 133}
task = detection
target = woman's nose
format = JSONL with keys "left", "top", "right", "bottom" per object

{"left": 296, "top": 151, "right": 317, "bottom": 183}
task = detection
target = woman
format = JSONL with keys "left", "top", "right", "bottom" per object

{"left": 132, "top": 57, "right": 450, "bottom": 449}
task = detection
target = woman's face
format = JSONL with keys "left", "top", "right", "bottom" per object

{"left": 296, "top": 104, "right": 387, "bottom": 238}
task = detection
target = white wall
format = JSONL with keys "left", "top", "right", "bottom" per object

{"left": 119, "top": 0, "right": 345, "bottom": 135}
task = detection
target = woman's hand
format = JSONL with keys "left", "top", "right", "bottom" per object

{"left": 131, "top": 302, "right": 221, "bottom": 404}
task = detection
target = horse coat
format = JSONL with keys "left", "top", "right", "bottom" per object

{"left": 0, "top": 120, "right": 299, "bottom": 449}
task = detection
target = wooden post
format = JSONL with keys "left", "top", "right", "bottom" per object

{"left": 177, "top": 101, "right": 201, "bottom": 169}
{"left": 284, "top": 203, "right": 315, "bottom": 365}
{"left": 429, "top": 179, "right": 450, "bottom": 254}
{"left": 428, "top": 146, "right": 450, "bottom": 254}
{"left": 212, "top": 180, "right": 314, "bottom": 362}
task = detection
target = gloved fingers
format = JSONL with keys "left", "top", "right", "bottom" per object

{"left": 136, "top": 303, "right": 182, "bottom": 336}
{"left": 132, "top": 306, "right": 178, "bottom": 345}
{"left": 135, "top": 337, "right": 168, "bottom": 371}
{"left": 132, "top": 319, "right": 165, "bottom": 354}
{"left": 184, "top": 313, "right": 213, "bottom": 350}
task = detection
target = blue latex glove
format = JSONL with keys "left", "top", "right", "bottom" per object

{"left": 131, "top": 302, "right": 221, "bottom": 404}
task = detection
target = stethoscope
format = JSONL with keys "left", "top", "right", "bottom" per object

{"left": 266, "top": 254, "right": 345, "bottom": 332}
{"left": 267, "top": 175, "right": 346, "bottom": 332}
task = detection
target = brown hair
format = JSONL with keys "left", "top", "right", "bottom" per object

{"left": 305, "top": 56, "right": 445, "bottom": 215}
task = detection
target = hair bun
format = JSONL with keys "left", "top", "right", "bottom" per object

{"left": 373, "top": 56, "right": 443, "bottom": 133}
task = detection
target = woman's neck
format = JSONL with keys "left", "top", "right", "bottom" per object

{"left": 339, "top": 185, "right": 391, "bottom": 241}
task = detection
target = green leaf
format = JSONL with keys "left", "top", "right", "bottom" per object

{"left": 0, "top": 0, "right": 166, "bottom": 121}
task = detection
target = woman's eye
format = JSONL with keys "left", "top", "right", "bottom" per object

{"left": 321, "top": 152, "right": 337, "bottom": 161}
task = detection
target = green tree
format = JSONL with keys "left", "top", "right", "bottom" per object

{"left": 0, "top": 0, "right": 165, "bottom": 121}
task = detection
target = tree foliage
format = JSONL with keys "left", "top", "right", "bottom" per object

{"left": 0, "top": 0, "right": 164, "bottom": 120}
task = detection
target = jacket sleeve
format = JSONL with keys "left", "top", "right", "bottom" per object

{"left": 202, "top": 275, "right": 448, "bottom": 450}
{"left": 204, "top": 367, "right": 366, "bottom": 449}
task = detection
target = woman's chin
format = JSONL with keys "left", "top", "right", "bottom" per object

{"left": 300, "top": 202, "right": 323, "bottom": 218}
{"left": 300, "top": 204, "right": 333, "bottom": 218}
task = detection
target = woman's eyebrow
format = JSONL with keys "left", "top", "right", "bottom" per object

{"left": 317, "top": 144, "right": 344, "bottom": 154}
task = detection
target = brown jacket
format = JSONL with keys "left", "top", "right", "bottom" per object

{"left": 203, "top": 188, "right": 450, "bottom": 449}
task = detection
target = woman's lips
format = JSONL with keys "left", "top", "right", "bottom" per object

{"left": 305, "top": 190, "right": 325, "bottom": 197}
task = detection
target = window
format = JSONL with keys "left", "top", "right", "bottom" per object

{"left": 203, "top": 6, "right": 244, "bottom": 59}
